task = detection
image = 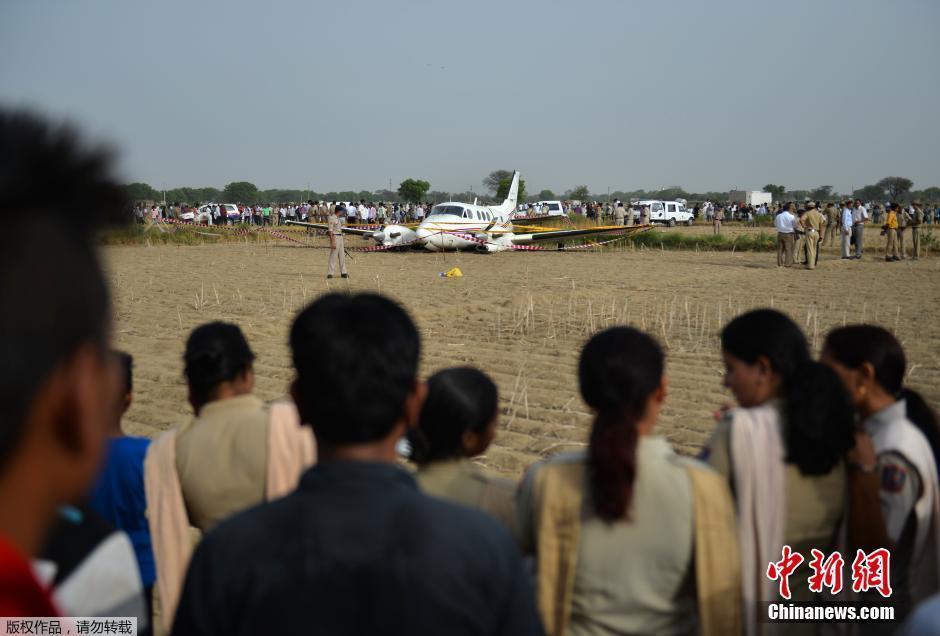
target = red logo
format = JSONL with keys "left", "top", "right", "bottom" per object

{"left": 766, "top": 547, "right": 892, "bottom": 599}
{"left": 807, "top": 549, "right": 845, "bottom": 594}
{"left": 851, "top": 548, "right": 892, "bottom": 598}
{"left": 766, "top": 545, "right": 805, "bottom": 600}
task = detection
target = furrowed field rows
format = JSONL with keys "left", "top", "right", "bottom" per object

{"left": 106, "top": 244, "right": 940, "bottom": 479}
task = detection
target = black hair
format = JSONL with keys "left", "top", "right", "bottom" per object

{"left": 408, "top": 367, "right": 498, "bottom": 465}
{"left": 0, "top": 110, "right": 128, "bottom": 470}
{"left": 823, "top": 325, "right": 940, "bottom": 477}
{"left": 290, "top": 293, "right": 420, "bottom": 445}
{"left": 114, "top": 351, "right": 134, "bottom": 396}
{"left": 579, "top": 327, "right": 663, "bottom": 521}
{"left": 184, "top": 322, "right": 255, "bottom": 407}
{"left": 721, "top": 309, "right": 854, "bottom": 475}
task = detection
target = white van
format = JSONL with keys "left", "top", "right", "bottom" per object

{"left": 631, "top": 200, "right": 694, "bottom": 226}
{"left": 537, "top": 200, "right": 567, "bottom": 217}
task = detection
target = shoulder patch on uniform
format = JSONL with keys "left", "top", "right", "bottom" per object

{"left": 881, "top": 463, "right": 908, "bottom": 494}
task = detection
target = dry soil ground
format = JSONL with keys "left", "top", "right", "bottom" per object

{"left": 106, "top": 234, "right": 940, "bottom": 477}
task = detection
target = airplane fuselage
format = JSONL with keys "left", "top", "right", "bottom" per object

{"left": 412, "top": 203, "right": 513, "bottom": 251}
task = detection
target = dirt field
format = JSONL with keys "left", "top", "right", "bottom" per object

{"left": 105, "top": 236, "right": 940, "bottom": 478}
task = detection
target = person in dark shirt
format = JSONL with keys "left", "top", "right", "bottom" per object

{"left": 172, "top": 293, "right": 543, "bottom": 636}
{"left": 0, "top": 111, "right": 127, "bottom": 616}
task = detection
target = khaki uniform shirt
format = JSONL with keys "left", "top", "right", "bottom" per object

{"left": 175, "top": 394, "right": 269, "bottom": 531}
{"left": 705, "top": 411, "right": 846, "bottom": 606}
{"left": 804, "top": 208, "right": 825, "bottom": 232}
{"left": 327, "top": 213, "right": 343, "bottom": 236}
{"left": 518, "top": 439, "right": 698, "bottom": 636}
{"left": 416, "top": 459, "right": 516, "bottom": 535}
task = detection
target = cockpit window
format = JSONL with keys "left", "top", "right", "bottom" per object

{"left": 429, "top": 205, "right": 463, "bottom": 217}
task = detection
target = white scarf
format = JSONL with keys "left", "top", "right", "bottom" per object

{"left": 730, "top": 404, "right": 787, "bottom": 636}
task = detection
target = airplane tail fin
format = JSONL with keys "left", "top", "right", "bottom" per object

{"left": 492, "top": 171, "right": 521, "bottom": 216}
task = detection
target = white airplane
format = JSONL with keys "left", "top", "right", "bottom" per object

{"left": 287, "top": 171, "right": 645, "bottom": 252}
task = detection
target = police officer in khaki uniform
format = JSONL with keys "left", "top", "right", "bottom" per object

{"left": 898, "top": 204, "right": 912, "bottom": 259}
{"left": 823, "top": 202, "right": 839, "bottom": 246}
{"left": 327, "top": 205, "right": 348, "bottom": 279}
{"left": 802, "top": 202, "right": 825, "bottom": 269}
{"left": 911, "top": 200, "right": 924, "bottom": 260}
{"left": 613, "top": 201, "right": 625, "bottom": 226}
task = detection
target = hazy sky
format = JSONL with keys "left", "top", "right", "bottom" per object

{"left": 2, "top": 0, "right": 937, "bottom": 195}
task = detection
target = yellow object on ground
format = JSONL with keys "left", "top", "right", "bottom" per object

{"left": 443, "top": 267, "right": 463, "bottom": 278}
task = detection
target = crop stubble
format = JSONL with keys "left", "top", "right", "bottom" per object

{"left": 105, "top": 241, "right": 940, "bottom": 478}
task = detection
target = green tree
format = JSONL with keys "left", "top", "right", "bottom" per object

{"left": 763, "top": 184, "right": 786, "bottom": 199}
{"left": 876, "top": 176, "right": 913, "bottom": 202}
{"left": 398, "top": 178, "right": 431, "bottom": 203}
{"left": 427, "top": 191, "right": 452, "bottom": 204}
{"left": 567, "top": 185, "right": 590, "bottom": 201}
{"left": 123, "top": 182, "right": 159, "bottom": 202}
{"left": 854, "top": 184, "right": 885, "bottom": 203}
{"left": 914, "top": 186, "right": 940, "bottom": 203}
{"left": 373, "top": 189, "right": 399, "bottom": 203}
{"left": 538, "top": 189, "right": 556, "bottom": 200}
{"left": 809, "top": 185, "right": 834, "bottom": 201}
{"left": 495, "top": 177, "right": 525, "bottom": 202}
{"left": 195, "top": 187, "right": 222, "bottom": 202}
{"left": 222, "top": 181, "right": 259, "bottom": 204}
{"left": 658, "top": 186, "right": 689, "bottom": 201}
{"left": 483, "top": 170, "right": 513, "bottom": 194}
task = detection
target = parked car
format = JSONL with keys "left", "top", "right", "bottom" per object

{"left": 631, "top": 200, "right": 694, "bottom": 226}
{"left": 196, "top": 203, "right": 240, "bottom": 223}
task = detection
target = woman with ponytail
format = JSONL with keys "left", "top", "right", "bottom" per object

{"left": 822, "top": 325, "right": 940, "bottom": 622}
{"left": 408, "top": 367, "right": 516, "bottom": 533}
{"left": 518, "top": 327, "right": 740, "bottom": 636}
{"left": 702, "top": 308, "right": 855, "bottom": 635}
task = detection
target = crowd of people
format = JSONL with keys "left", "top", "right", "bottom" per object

{"left": 767, "top": 199, "right": 933, "bottom": 268}
{"left": 5, "top": 110, "right": 940, "bottom": 636}
{"left": 135, "top": 200, "right": 435, "bottom": 227}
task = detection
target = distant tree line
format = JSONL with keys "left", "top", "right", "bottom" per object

{"left": 123, "top": 173, "right": 939, "bottom": 207}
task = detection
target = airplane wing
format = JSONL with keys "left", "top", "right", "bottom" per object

{"left": 284, "top": 220, "right": 378, "bottom": 237}
{"left": 511, "top": 224, "right": 650, "bottom": 244}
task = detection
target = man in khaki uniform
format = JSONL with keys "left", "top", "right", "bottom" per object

{"left": 823, "top": 202, "right": 839, "bottom": 246}
{"left": 802, "top": 202, "right": 825, "bottom": 269}
{"left": 613, "top": 202, "right": 625, "bottom": 226}
{"left": 327, "top": 205, "right": 348, "bottom": 279}
{"left": 911, "top": 201, "right": 924, "bottom": 260}
{"left": 898, "top": 204, "right": 912, "bottom": 259}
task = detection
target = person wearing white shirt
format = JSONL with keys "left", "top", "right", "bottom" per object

{"left": 852, "top": 199, "right": 869, "bottom": 258}
{"left": 774, "top": 203, "right": 797, "bottom": 267}
{"left": 841, "top": 202, "right": 854, "bottom": 259}
{"left": 357, "top": 202, "right": 368, "bottom": 225}
{"left": 346, "top": 203, "right": 357, "bottom": 224}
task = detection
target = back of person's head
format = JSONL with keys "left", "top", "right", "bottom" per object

{"left": 114, "top": 351, "right": 133, "bottom": 397}
{"left": 721, "top": 309, "right": 854, "bottom": 475}
{"left": 184, "top": 322, "right": 255, "bottom": 408}
{"left": 113, "top": 350, "right": 134, "bottom": 418}
{"left": 0, "top": 110, "right": 127, "bottom": 492}
{"left": 579, "top": 326, "right": 664, "bottom": 521}
{"left": 290, "top": 293, "right": 420, "bottom": 445}
{"left": 409, "top": 367, "right": 498, "bottom": 465}
{"left": 823, "top": 325, "right": 940, "bottom": 474}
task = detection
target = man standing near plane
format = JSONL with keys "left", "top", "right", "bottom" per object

{"left": 327, "top": 205, "right": 348, "bottom": 279}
